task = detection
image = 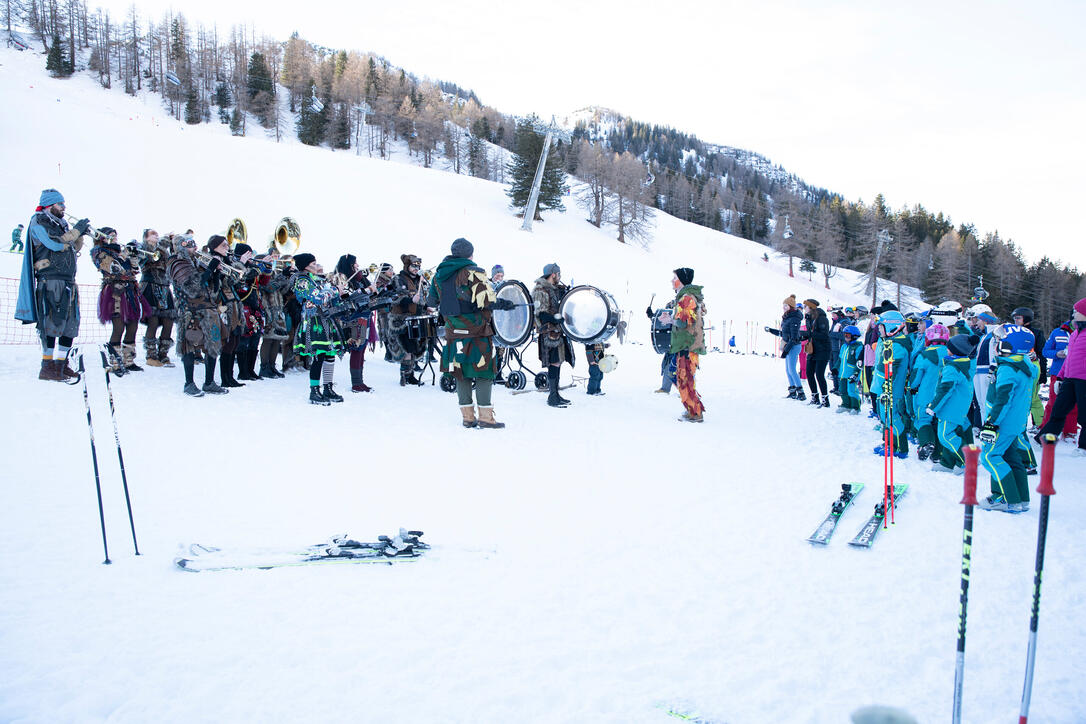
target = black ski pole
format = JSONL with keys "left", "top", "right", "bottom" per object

{"left": 99, "top": 346, "right": 140, "bottom": 556}
{"left": 78, "top": 349, "right": 111, "bottom": 565}
{"left": 1019, "top": 434, "right": 1057, "bottom": 724}
{"left": 952, "top": 444, "right": 980, "bottom": 724}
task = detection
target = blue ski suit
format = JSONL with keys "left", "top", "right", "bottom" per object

{"left": 838, "top": 339, "right": 863, "bottom": 410}
{"left": 871, "top": 332, "right": 913, "bottom": 451}
{"left": 929, "top": 355, "right": 976, "bottom": 468}
{"left": 981, "top": 354, "right": 1038, "bottom": 504}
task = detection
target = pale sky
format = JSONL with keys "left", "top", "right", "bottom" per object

{"left": 95, "top": 0, "right": 1084, "bottom": 266}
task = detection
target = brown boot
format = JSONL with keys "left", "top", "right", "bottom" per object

{"left": 460, "top": 406, "right": 477, "bottom": 428}
{"left": 57, "top": 357, "right": 79, "bottom": 380}
{"left": 477, "top": 406, "right": 506, "bottom": 429}
{"left": 38, "top": 358, "right": 62, "bottom": 381}
{"left": 144, "top": 338, "right": 164, "bottom": 367}
{"left": 158, "top": 338, "right": 176, "bottom": 367}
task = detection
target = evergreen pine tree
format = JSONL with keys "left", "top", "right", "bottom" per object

{"left": 506, "top": 116, "right": 566, "bottom": 219}
{"left": 330, "top": 103, "right": 351, "bottom": 150}
{"left": 296, "top": 81, "right": 327, "bottom": 146}
{"left": 229, "top": 107, "right": 243, "bottom": 136}
{"left": 214, "top": 83, "right": 232, "bottom": 124}
{"left": 184, "top": 85, "right": 201, "bottom": 124}
{"left": 46, "top": 34, "right": 67, "bottom": 77}
{"left": 247, "top": 52, "right": 275, "bottom": 126}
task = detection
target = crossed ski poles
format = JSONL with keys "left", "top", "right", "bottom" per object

{"left": 74, "top": 344, "right": 140, "bottom": 565}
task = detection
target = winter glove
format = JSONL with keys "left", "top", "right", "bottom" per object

{"left": 74, "top": 218, "right": 91, "bottom": 234}
{"left": 646, "top": 306, "right": 654, "bottom": 319}
{"left": 207, "top": 257, "right": 221, "bottom": 274}
{"left": 1052, "top": 380, "right": 1061, "bottom": 395}
{"left": 848, "top": 374, "right": 859, "bottom": 383}
{"left": 245, "top": 268, "right": 259, "bottom": 282}
{"left": 987, "top": 368, "right": 997, "bottom": 384}
{"left": 491, "top": 298, "right": 516, "bottom": 311}
{"left": 979, "top": 421, "right": 999, "bottom": 444}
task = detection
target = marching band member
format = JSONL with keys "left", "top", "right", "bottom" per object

{"left": 257, "top": 248, "right": 293, "bottom": 379}
{"left": 389, "top": 253, "right": 426, "bottom": 386}
{"left": 490, "top": 264, "right": 506, "bottom": 382}
{"left": 331, "top": 254, "right": 377, "bottom": 393}
{"left": 231, "top": 243, "right": 265, "bottom": 381}
{"left": 428, "top": 238, "right": 515, "bottom": 428}
{"left": 374, "top": 262, "right": 395, "bottom": 362}
{"left": 139, "top": 229, "right": 177, "bottom": 367}
{"left": 291, "top": 253, "right": 344, "bottom": 405}
{"left": 206, "top": 236, "right": 252, "bottom": 388}
{"left": 167, "top": 235, "right": 227, "bottom": 396}
{"left": 658, "top": 267, "right": 706, "bottom": 422}
{"left": 90, "top": 229, "right": 151, "bottom": 373}
{"left": 533, "top": 263, "right": 574, "bottom": 408}
{"left": 16, "top": 189, "right": 86, "bottom": 381}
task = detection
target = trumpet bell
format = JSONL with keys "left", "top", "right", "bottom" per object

{"left": 227, "top": 218, "right": 248, "bottom": 249}
{"left": 273, "top": 217, "right": 301, "bottom": 255}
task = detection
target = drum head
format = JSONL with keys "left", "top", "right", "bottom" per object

{"left": 493, "top": 280, "right": 534, "bottom": 348}
{"left": 651, "top": 309, "right": 673, "bottom": 354}
{"left": 560, "top": 285, "right": 619, "bottom": 344}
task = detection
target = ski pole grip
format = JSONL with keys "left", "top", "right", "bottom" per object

{"left": 961, "top": 445, "right": 980, "bottom": 506}
{"left": 1037, "top": 434, "right": 1057, "bottom": 496}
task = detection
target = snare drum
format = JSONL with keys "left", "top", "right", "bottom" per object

{"left": 559, "top": 285, "right": 621, "bottom": 345}
{"left": 651, "top": 309, "right": 673, "bottom": 354}
{"left": 406, "top": 314, "right": 438, "bottom": 340}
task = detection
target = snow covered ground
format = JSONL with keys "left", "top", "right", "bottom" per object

{"left": 1, "top": 45, "right": 1085, "bottom": 723}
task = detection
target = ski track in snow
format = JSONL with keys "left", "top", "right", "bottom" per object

{"left": 1, "top": 45, "right": 1084, "bottom": 724}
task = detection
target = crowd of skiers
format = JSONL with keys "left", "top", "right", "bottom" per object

{"left": 768, "top": 294, "right": 1086, "bottom": 513}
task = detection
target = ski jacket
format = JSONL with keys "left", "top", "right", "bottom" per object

{"left": 1059, "top": 324, "right": 1086, "bottom": 381}
{"left": 800, "top": 307, "right": 831, "bottom": 361}
{"left": 838, "top": 340, "right": 863, "bottom": 379}
{"left": 909, "top": 344, "right": 949, "bottom": 412}
{"left": 862, "top": 321, "right": 881, "bottom": 367}
{"left": 974, "top": 330, "right": 997, "bottom": 376}
{"left": 669, "top": 284, "right": 706, "bottom": 355}
{"left": 12, "top": 227, "right": 21, "bottom": 245}
{"left": 985, "top": 354, "right": 1039, "bottom": 433}
{"left": 767, "top": 308, "right": 803, "bottom": 356}
{"left": 871, "top": 333, "right": 913, "bottom": 397}
{"left": 930, "top": 356, "right": 975, "bottom": 425}
{"left": 1024, "top": 323, "right": 1048, "bottom": 382}
{"left": 1043, "top": 324, "right": 1072, "bottom": 377}
{"left": 828, "top": 316, "right": 847, "bottom": 357}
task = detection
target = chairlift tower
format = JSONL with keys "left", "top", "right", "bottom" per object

{"left": 520, "top": 116, "right": 568, "bottom": 232}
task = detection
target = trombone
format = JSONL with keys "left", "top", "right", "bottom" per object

{"left": 191, "top": 247, "right": 246, "bottom": 280}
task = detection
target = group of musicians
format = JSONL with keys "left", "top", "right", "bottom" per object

{"left": 16, "top": 188, "right": 706, "bottom": 424}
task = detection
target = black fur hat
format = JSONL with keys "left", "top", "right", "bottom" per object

{"left": 674, "top": 267, "right": 694, "bottom": 286}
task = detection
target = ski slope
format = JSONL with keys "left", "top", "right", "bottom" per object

{"left": 1, "top": 44, "right": 1085, "bottom": 723}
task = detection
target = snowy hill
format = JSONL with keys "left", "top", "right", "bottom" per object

{"left": 1, "top": 44, "right": 1084, "bottom": 724}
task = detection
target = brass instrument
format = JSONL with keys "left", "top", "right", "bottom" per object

{"left": 226, "top": 218, "right": 248, "bottom": 250}
{"left": 63, "top": 213, "right": 113, "bottom": 242}
{"left": 254, "top": 255, "right": 293, "bottom": 274}
{"left": 272, "top": 217, "right": 301, "bottom": 255}
{"left": 131, "top": 247, "right": 162, "bottom": 262}
{"left": 191, "top": 248, "right": 246, "bottom": 280}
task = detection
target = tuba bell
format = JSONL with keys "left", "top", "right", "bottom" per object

{"left": 273, "top": 217, "right": 301, "bottom": 255}
{"left": 227, "top": 218, "right": 248, "bottom": 250}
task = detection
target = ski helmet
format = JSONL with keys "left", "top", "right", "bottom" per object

{"left": 842, "top": 324, "right": 861, "bottom": 339}
{"left": 855, "top": 305, "right": 869, "bottom": 318}
{"left": 996, "top": 324, "right": 1035, "bottom": 355}
{"left": 967, "top": 303, "right": 998, "bottom": 325}
{"left": 925, "top": 323, "right": 950, "bottom": 343}
{"left": 931, "top": 300, "right": 962, "bottom": 325}
{"left": 947, "top": 334, "right": 978, "bottom": 358}
{"left": 878, "top": 310, "right": 906, "bottom": 336}
{"left": 1011, "top": 307, "right": 1035, "bottom": 324}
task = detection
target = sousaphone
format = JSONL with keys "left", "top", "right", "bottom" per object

{"left": 273, "top": 217, "right": 302, "bottom": 255}
{"left": 226, "top": 218, "right": 247, "bottom": 249}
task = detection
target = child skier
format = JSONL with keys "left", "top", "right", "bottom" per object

{"left": 835, "top": 325, "right": 863, "bottom": 414}
{"left": 928, "top": 334, "right": 979, "bottom": 473}
{"left": 908, "top": 323, "right": 950, "bottom": 460}
{"left": 871, "top": 310, "right": 913, "bottom": 458}
{"left": 978, "top": 324, "right": 1039, "bottom": 513}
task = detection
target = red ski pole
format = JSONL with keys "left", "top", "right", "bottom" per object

{"left": 952, "top": 445, "right": 981, "bottom": 724}
{"left": 1019, "top": 435, "right": 1057, "bottom": 724}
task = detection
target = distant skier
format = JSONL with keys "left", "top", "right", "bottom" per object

{"left": 658, "top": 267, "right": 705, "bottom": 422}
{"left": 10, "top": 223, "right": 23, "bottom": 252}
{"left": 15, "top": 189, "right": 89, "bottom": 382}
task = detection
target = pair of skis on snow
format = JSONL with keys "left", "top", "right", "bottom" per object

{"left": 807, "top": 483, "right": 909, "bottom": 548}
{"left": 174, "top": 529, "right": 429, "bottom": 572}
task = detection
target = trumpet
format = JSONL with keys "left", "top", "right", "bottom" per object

{"left": 128, "top": 245, "right": 162, "bottom": 262}
{"left": 64, "top": 213, "right": 113, "bottom": 242}
{"left": 253, "top": 256, "right": 293, "bottom": 274}
{"left": 191, "top": 248, "right": 246, "bottom": 280}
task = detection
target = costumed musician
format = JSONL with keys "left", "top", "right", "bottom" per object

{"left": 389, "top": 253, "right": 427, "bottom": 386}
{"left": 374, "top": 262, "right": 396, "bottom": 362}
{"left": 139, "top": 229, "right": 177, "bottom": 368}
{"left": 290, "top": 252, "right": 344, "bottom": 405}
{"left": 532, "top": 262, "right": 574, "bottom": 408}
{"left": 256, "top": 247, "right": 293, "bottom": 379}
{"left": 648, "top": 298, "right": 677, "bottom": 394}
{"left": 657, "top": 267, "right": 706, "bottom": 422}
{"left": 230, "top": 243, "right": 266, "bottom": 382}
{"left": 490, "top": 264, "right": 506, "bottom": 383}
{"left": 166, "top": 234, "right": 227, "bottom": 396}
{"left": 90, "top": 228, "right": 151, "bottom": 373}
{"left": 427, "top": 238, "right": 516, "bottom": 429}
{"left": 205, "top": 236, "right": 253, "bottom": 388}
{"left": 330, "top": 254, "right": 378, "bottom": 393}
{"left": 15, "top": 189, "right": 86, "bottom": 382}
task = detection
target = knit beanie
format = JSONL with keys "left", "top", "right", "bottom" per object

{"left": 674, "top": 268, "right": 694, "bottom": 286}
{"left": 206, "top": 235, "right": 228, "bottom": 253}
{"left": 293, "top": 253, "right": 317, "bottom": 272}
{"left": 491, "top": 264, "right": 504, "bottom": 277}
{"left": 543, "top": 263, "right": 561, "bottom": 277}
{"left": 450, "top": 237, "right": 474, "bottom": 258}
{"left": 1074, "top": 298, "right": 1086, "bottom": 317}
{"left": 783, "top": 294, "right": 797, "bottom": 309}
{"left": 39, "top": 189, "right": 64, "bottom": 207}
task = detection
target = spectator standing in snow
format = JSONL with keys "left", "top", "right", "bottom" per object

{"left": 1040, "top": 312, "right": 1077, "bottom": 439}
{"left": 1036, "top": 298, "right": 1086, "bottom": 455}
{"left": 800, "top": 298, "right": 831, "bottom": 407}
{"left": 765, "top": 294, "right": 804, "bottom": 400}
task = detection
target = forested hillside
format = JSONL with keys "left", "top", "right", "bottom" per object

{"left": 7, "top": 0, "right": 1083, "bottom": 329}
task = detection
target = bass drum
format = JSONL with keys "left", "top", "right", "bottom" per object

{"left": 651, "top": 309, "right": 672, "bottom": 354}
{"left": 492, "top": 280, "right": 534, "bottom": 348}
{"left": 560, "top": 285, "right": 621, "bottom": 344}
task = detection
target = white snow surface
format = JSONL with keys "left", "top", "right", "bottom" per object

{"left": 1, "top": 46, "right": 1085, "bottom": 723}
